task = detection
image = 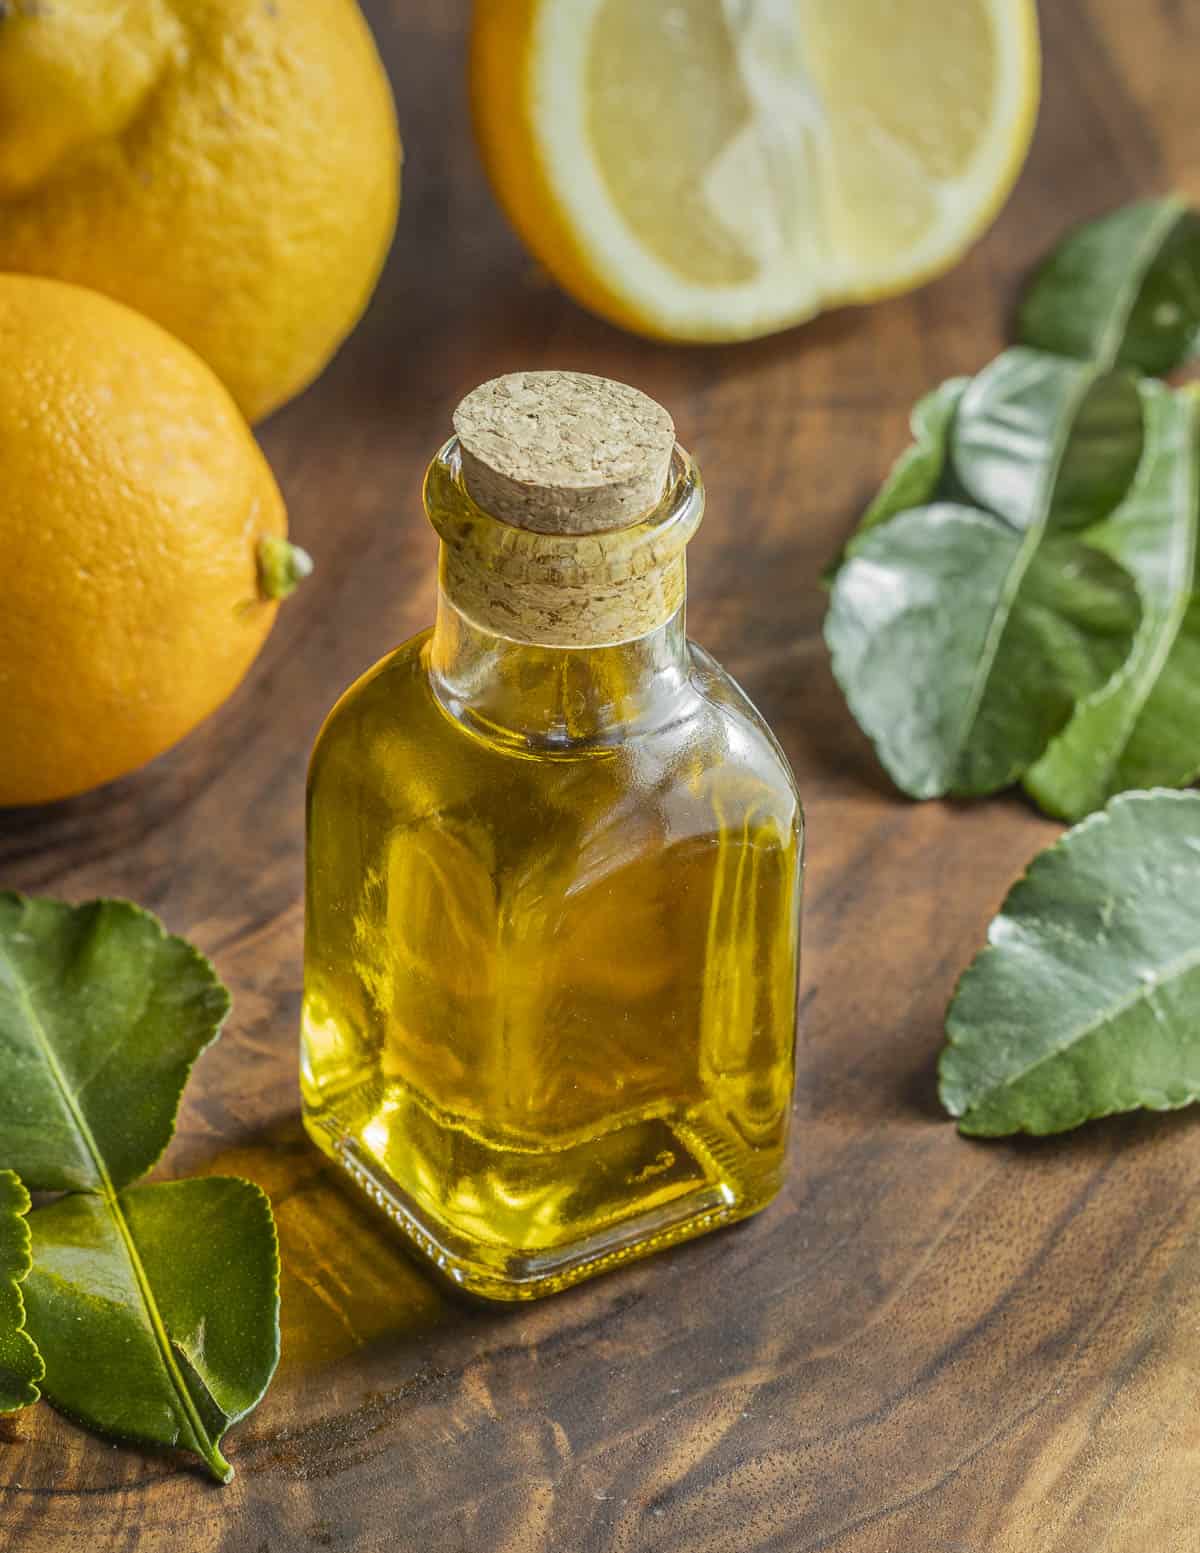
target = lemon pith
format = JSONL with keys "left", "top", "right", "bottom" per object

{"left": 472, "top": 0, "right": 1040, "bottom": 341}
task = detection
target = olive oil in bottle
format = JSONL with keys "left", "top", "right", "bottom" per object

{"left": 301, "top": 371, "right": 803, "bottom": 1299}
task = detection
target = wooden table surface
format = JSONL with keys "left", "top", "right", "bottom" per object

{"left": 4, "top": 2, "right": 1200, "bottom": 1548}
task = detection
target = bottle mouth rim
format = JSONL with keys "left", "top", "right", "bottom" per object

{"left": 424, "top": 437, "right": 704, "bottom": 584}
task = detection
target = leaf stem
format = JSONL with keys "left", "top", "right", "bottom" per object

{"left": 1, "top": 934, "right": 233, "bottom": 1482}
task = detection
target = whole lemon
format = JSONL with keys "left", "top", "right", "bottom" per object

{"left": 0, "top": 0, "right": 400, "bottom": 423}
{"left": 0, "top": 275, "right": 304, "bottom": 807}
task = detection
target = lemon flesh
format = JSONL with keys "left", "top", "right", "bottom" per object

{"left": 508, "top": 0, "right": 1039, "bottom": 338}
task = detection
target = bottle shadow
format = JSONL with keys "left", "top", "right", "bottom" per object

{"left": 182, "top": 1114, "right": 472, "bottom": 1377}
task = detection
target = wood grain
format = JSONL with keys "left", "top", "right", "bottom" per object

{"left": 4, "top": 2, "right": 1200, "bottom": 1548}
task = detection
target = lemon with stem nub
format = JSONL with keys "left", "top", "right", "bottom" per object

{"left": 471, "top": 0, "right": 1040, "bottom": 341}
{"left": 0, "top": 275, "right": 309, "bottom": 807}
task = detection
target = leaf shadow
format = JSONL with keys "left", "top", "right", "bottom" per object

{"left": 898, "top": 1041, "right": 948, "bottom": 1125}
{"left": 933, "top": 1097, "right": 1200, "bottom": 1161}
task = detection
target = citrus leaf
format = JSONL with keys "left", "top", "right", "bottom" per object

{"left": 1025, "top": 383, "right": 1200, "bottom": 818}
{"left": 0, "top": 897, "right": 278, "bottom": 1481}
{"left": 1017, "top": 196, "right": 1200, "bottom": 375}
{"left": 0, "top": 895, "right": 230, "bottom": 1193}
{"left": 940, "top": 790, "right": 1200, "bottom": 1136}
{"left": 951, "top": 349, "right": 1144, "bottom": 532}
{"left": 825, "top": 350, "right": 1144, "bottom": 797}
{"left": 0, "top": 1170, "right": 43, "bottom": 1413}
{"left": 24, "top": 1177, "right": 280, "bottom": 1483}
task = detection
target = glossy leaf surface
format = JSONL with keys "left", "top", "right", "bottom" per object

{"left": 940, "top": 790, "right": 1200, "bottom": 1136}
{"left": 950, "top": 348, "right": 1144, "bottom": 531}
{"left": 1017, "top": 196, "right": 1200, "bottom": 375}
{"left": 0, "top": 896, "right": 278, "bottom": 1481}
{"left": 0, "top": 895, "right": 230, "bottom": 1193}
{"left": 0, "top": 1171, "right": 43, "bottom": 1413}
{"left": 24, "top": 1178, "right": 279, "bottom": 1483}
{"left": 1026, "top": 384, "right": 1200, "bottom": 818}
{"left": 826, "top": 351, "right": 1144, "bottom": 797}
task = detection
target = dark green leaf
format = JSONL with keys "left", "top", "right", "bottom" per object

{"left": 1026, "top": 384, "right": 1200, "bottom": 818}
{"left": 0, "top": 896, "right": 230, "bottom": 1193}
{"left": 940, "top": 790, "right": 1200, "bottom": 1136}
{"left": 24, "top": 1177, "right": 279, "bottom": 1483}
{"left": 1018, "top": 196, "right": 1200, "bottom": 375}
{"left": 951, "top": 349, "right": 1144, "bottom": 531}
{"left": 825, "top": 351, "right": 1144, "bottom": 797}
{"left": 0, "top": 896, "right": 278, "bottom": 1481}
{"left": 0, "top": 1170, "right": 43, "bottom": 1412}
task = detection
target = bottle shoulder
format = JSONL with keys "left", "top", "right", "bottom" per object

{"left": 309, "top": 630, "right": 799, "bottom": 841}
{"left": 321, "top": 628, "right": 433, "bottom": 720}
{"left": 310, "top": 626, "right": 432, "bottom": 754}
{"left": 685, "top": 642, "right": 802, "bottom": 809}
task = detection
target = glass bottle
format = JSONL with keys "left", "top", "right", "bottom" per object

{"left": 301, "top": 371, "right": 803, "bottom": 1300}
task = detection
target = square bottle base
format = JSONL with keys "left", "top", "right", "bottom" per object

{"left": 303, "top": 1103, "right": 781, "bottom": 1302}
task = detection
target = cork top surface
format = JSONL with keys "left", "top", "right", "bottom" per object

{"left": 452, "top": 371, "right": 676, "bottom": 534}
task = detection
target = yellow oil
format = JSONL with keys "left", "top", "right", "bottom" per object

{"left": 301, "top": 445, "right": 802, "bottom": 1301}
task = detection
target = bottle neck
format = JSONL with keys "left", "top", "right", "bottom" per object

{"left": 428, "top": 590, "right": 691, "bottom": 751}
{"left": 421, "top": 434, "right": 704, "bottom": 749}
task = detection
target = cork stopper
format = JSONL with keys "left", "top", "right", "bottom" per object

{"left": 452, "top": 371, "right": 676, "bottom": 534}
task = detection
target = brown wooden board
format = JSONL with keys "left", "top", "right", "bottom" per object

{"left": 3, "top": 2, "right": 1200, "bottom": 1547}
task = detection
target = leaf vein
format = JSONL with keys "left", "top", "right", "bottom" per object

{"left": 961, "top": 942, "right": 1200, "bottom": 1111}
{"left": 0, "top": 928, "right": 230, "bottom": 1481}
{"left": 950, "top": 366, "right": 1100, "bottom": 782}
{"left": 1094, "top": 196, "right": 1189, "bottom": 370}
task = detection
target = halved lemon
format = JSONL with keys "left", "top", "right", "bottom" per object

{"left": 471, "top": 0, "right": 1040, "bottom": 340}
